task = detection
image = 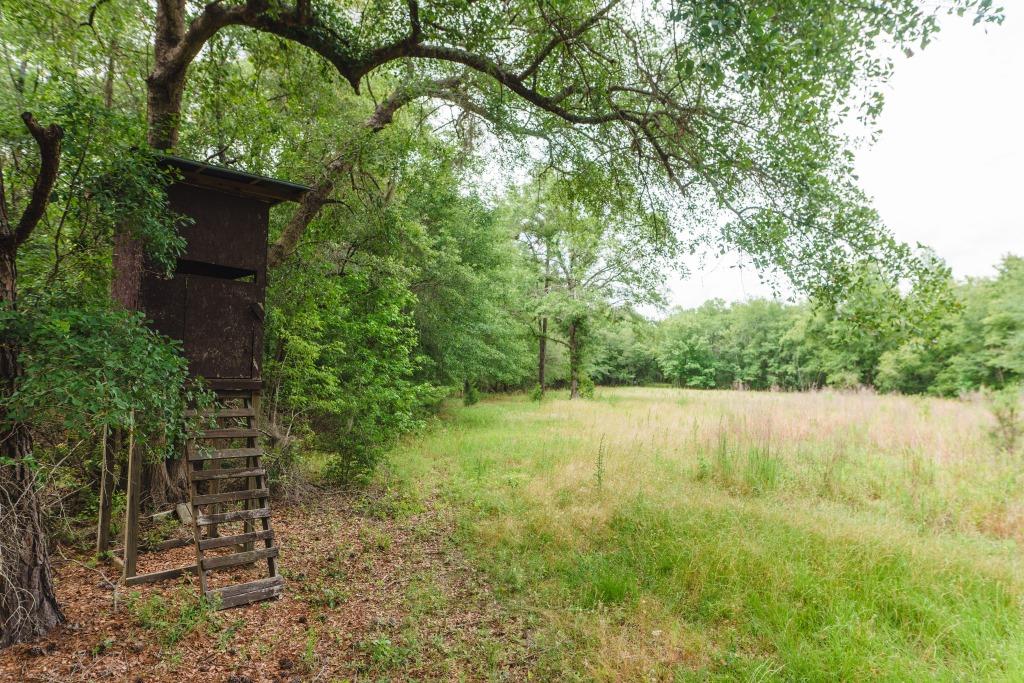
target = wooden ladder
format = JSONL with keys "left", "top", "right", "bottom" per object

{"left": 185, "top": 391, "right": 283, "bottom": 609}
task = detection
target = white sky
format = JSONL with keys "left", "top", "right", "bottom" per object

{"left": 664, "top": 7, "right": 1024, "bottom": 311}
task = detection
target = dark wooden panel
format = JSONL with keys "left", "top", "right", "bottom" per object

{"left": 140, "top": 274, "right": 186, "bottom": 341}
{"left": 205, "top": 378, "right": 264, "bottom": 391}
{"left": 134, "top": 177, "right": 273, "bottom": 384}
{"left": 183, "top": 275, "right": 260, "bottom": 380}
{"left": 167, "top": 183, "right": 269, "bottom": 275}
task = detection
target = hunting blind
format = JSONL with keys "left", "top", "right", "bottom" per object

{"left": 99, "top": 156, "right": 308, "bottom": 608}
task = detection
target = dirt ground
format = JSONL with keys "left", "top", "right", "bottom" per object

{"left": 0, "top": 485, "right": 536, "bottom": 682}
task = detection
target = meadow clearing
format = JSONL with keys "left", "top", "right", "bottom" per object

{"left": 6, "top": 386, "right": 1023, "bottom": 681}
{"left": 387, "top": 386, "right": 1024, "bottom": 680}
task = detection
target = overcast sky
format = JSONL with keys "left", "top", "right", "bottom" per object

{"left": 664, "top": 8, "right": 1024, "bottom": 311}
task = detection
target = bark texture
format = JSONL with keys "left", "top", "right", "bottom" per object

{"left": 568, "top": 320, "right": 581, "bottom": 399}
{"left": 0, "top": 114, "right": 64, "bottom": 647}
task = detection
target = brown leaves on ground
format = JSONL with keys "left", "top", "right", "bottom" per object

{"left": 0, "top": 486, "right": 537, "bottom": 682}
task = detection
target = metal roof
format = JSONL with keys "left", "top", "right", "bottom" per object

{"left": 156, "top": 154, "right": 309, "bottom": 204}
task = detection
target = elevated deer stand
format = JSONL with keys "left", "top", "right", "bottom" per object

{"left": 98, "top": 156, "right": 307, "bottom": 608}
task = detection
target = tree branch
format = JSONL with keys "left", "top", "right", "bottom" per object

{"left": 3, "top": 113, "right": 64, "bottom": 248}
{"left": 519, "top": 0, "right": 620, "bottom": 80}
{"left": 401, "top": 43, "right": 620, "bottom": 125}
{"left": 267, "top": 78, "right": 456, "bottom": 267}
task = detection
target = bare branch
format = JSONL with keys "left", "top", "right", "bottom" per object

{"left": 518, "top": 0, "right": 621, "bottom": 80}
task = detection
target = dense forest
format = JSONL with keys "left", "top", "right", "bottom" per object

{"left": 0, "top": 0, "right": 1006, "bottom": 653}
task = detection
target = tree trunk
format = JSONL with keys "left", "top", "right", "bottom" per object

{"left": 537, "top": 246, "right": 551, "bottom": 394}
{"left": 107, "top": 7, "right": 194, "bottom": 508}
{"left": 568, "top": 320, "right": 581, "bottom": 399}
{"left": 147, "top": 0, "right": 189, "bottom": 151}
{"left": 538, "top": 317, "right": 547, "bottom": 390}
{"left": 0, "top": 244, "right": 63, "bottom": 648}
{"left": 143, "top": 457, "right": 189, "bottom": 511}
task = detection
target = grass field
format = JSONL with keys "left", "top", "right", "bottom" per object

{"left": 386, "top": 387, "right": 1024, "bottom": 681}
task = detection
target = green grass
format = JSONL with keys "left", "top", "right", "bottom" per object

{"left": 385, "top": 387, "right": 1024, "bottom": 681}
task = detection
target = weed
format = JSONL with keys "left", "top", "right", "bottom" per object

{"left": 90, "top": 637, "right": 114, "bottom": 656}
{"left": 125, "top": 587, "right": 218, "bottom": 649}
{"left": 358, "top": 526, "right": 392, "bottom": 553}
{"left": 743, "top": 444, "right": 781, "bottom": 495}
{"left": 301, "top": 580, "right": 349, "bottom": 610}
{"left": 359, "top": 483, "right": 423, "bottom": 519}
{"left": 301, "top": 626, "right": 319, "bottom": 671}
{"left": 358, "top": 633, "right": 409, "bottom": 671}
{"left": 713, "top": 428, "right": 735, "bottom": 486}
{"left": 405, "top": 574, "right": 448, "bottom": 617}
{"left": 216, "top": 618, "right": 245, "bottom": 651}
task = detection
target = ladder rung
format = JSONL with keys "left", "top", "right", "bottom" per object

{"left": 197, "top": 506, "right": 271, "bottom": 526}
{"left": 185, "top": 407, "right": 256, "bottom": 418}
{"left": 196, "top": 428, "right": 260, "bottom": 439}
{"left": 150, "top": 537, "right": 192, "bottom": 551}
{"left": 193, "top": 488, "right": 269, "bottom": 506}
{"left": 209, "top": 575, "right": 283, "bottom": 600}
{"left": 202, "top": 546, "right": 278, "bottom": 571}
{"left": 191, "top": 467, "right": 265, "bottom": 482}
{"left": 199, "top": 529, "right": 274, "bottom": 551}
{"left": 189, "top": 447, "right": 261, "bottom": 462}
{"left": 209, "top": 577, "right": 284, "bottom": 609}
{"left": 124, "top": 564, "right": 196, "bottom": 586}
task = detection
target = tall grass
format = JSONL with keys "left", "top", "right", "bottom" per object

{"left": 387, "top": 387, "right": 1024, "bottom": 680}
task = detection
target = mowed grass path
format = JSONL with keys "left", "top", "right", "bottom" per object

{"left": 386, "top": 387, "right": 1024, "bottom": 681}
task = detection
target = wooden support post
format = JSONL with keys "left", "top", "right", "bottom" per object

{"left": 244, "top": 392, "right": 258, "bottom": 552}
{"left": 122, "top": 412, "right": 140, "bottom": 580}
{"left": 188, "top": 457, "right": 210, "bottom": 599}
{"left": 96, "top": 424, "right": 114, "bottom": 555}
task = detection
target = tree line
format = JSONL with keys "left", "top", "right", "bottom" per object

{"left": 580, "top": 255, "right": 1024, "bottom": 397}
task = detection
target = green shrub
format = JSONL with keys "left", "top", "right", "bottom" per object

{"left": 2, "top": 303, "right": 204, "bottom": 462}
{"left": 986, "top": 384, "right": 1023, "bottom": 455}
